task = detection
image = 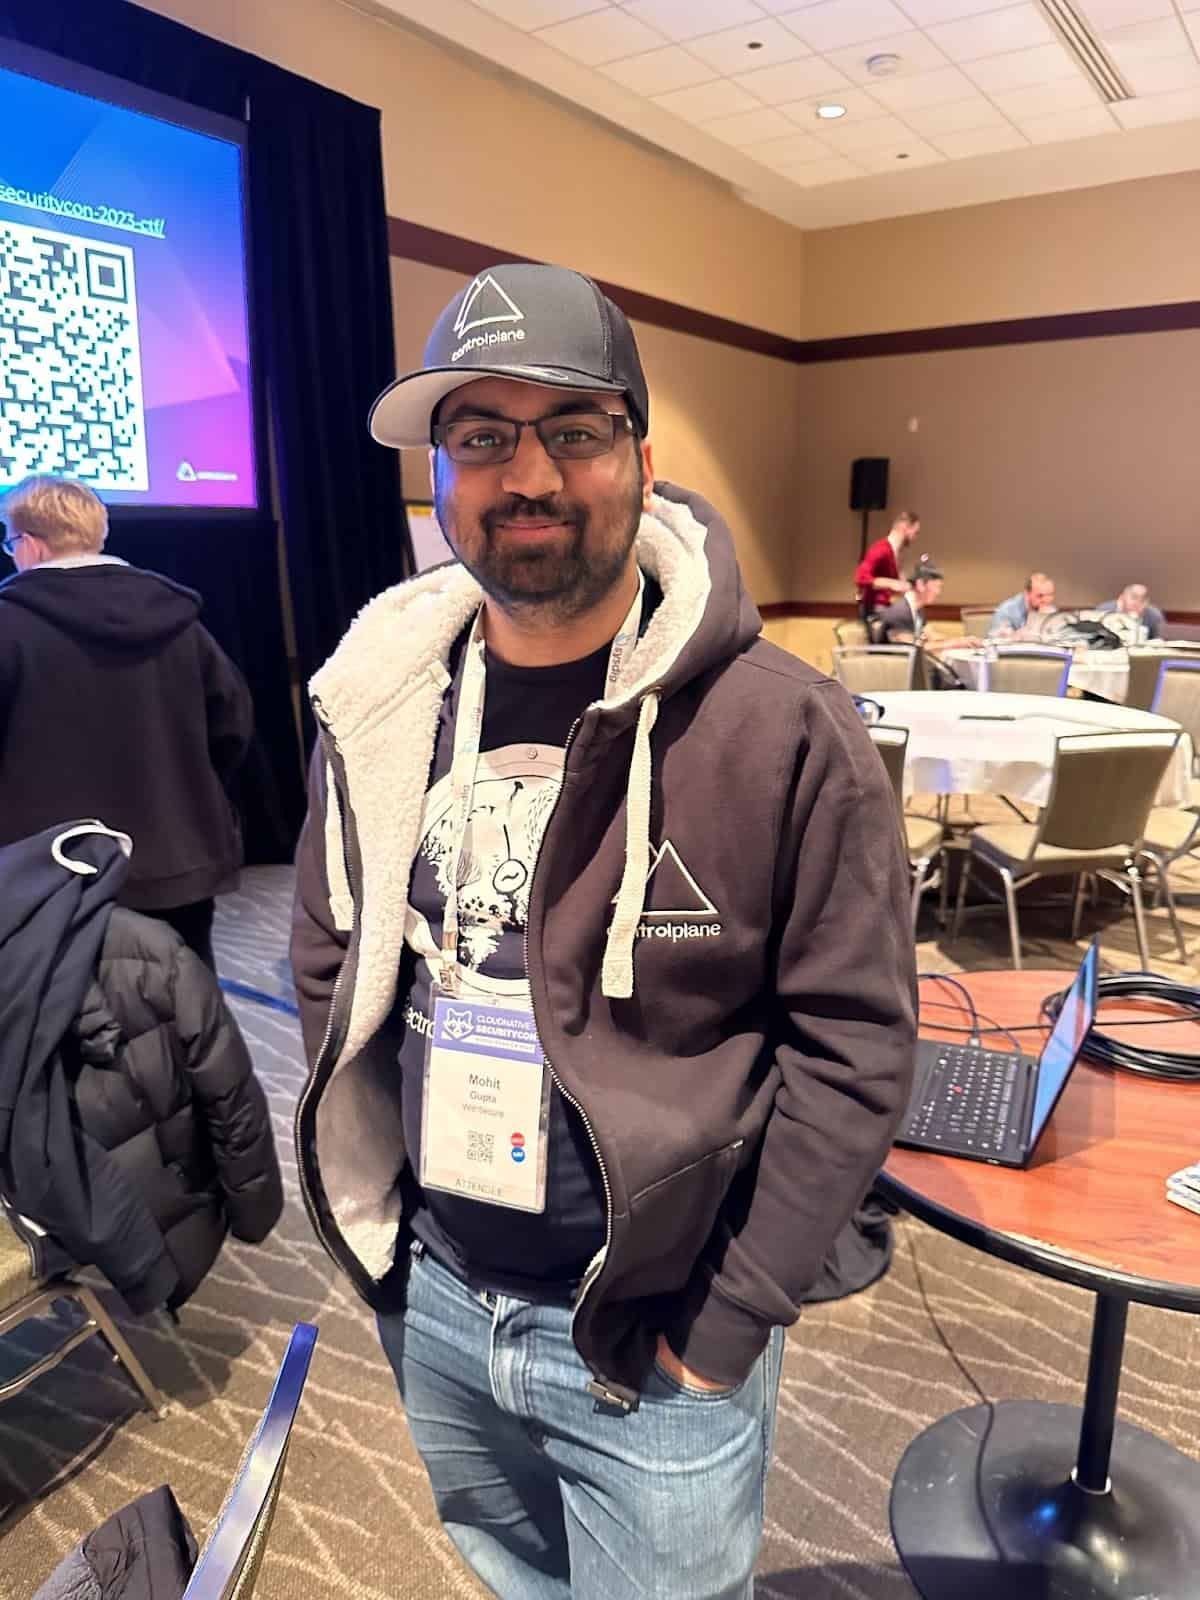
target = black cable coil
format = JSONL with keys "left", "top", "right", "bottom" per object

{"left": 1042, "top": 972, "right": 1200, "bottom": 1083}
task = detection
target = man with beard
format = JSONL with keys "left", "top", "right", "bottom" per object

{"left": 290, "top": 264, "right": 915, "bottom": 1598}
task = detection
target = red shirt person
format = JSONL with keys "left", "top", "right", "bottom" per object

{"left": 855, "top": 511, "right": 920, "bottom": 616}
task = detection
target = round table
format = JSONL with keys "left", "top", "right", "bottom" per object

{"left": 875, "top": 690, "right": 1191, "bottom": 808}
{"left": 942, "top": 648, "right": 1130, "bottom": 702}
{"left": 881, "top": 971, "right": 1200, "bottom": 1600}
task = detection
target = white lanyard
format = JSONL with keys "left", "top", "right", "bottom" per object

{"left": 439, "top": 572, "right": 645, "bottom": 986}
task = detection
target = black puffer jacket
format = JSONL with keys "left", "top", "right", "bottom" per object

{"left": 69, "top": 907, "right": 283, "bottom": 1308}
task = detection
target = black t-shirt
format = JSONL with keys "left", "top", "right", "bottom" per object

{"left": 392, "top": 629, "right": 612, "bottom": 1301}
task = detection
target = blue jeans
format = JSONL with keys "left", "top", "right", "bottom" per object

{"left": 378, "top": 1246, "right": 784, "bottom": 1599}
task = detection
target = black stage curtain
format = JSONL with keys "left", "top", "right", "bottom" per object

{"left": 0, "top": 0, "right": 412, "bottom": 858}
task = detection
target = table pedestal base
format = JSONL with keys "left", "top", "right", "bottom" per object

{"left": 891, "top": 1400, "right": 1200, "bottom": 1599}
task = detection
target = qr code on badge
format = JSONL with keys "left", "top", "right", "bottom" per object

{"left": 467, "top": 1131, "right": 495, "bottom": 1164}
{"left": 0, "top": 219, "right": 148, "bottom": 490}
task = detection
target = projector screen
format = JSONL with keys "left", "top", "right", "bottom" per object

{"left": 0, "top": 42, "right": 258, "bottom": 510}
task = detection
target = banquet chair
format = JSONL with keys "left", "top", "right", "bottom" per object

{"left": 1124, "top": 648, "right": 1172, "bottom": 712}
{"left": 0, "top": 1202, "right": 168, "bottom": 1419}
{"left": 833, "top": 644, "right": 918, "bottom": 695}
{"left": 833, "top": 620, "right": 870, "bottom": 648}
{"left": 182, "top": 1323, "right": 318, "bottom": 1600}
{"left": 1153, "top": 661, "right": 1200, "bottom": 776}
{"left": 951, "top": 729, "right": 1179, "bottom": 969}
{"left": 983, "top": 646, "right": 1071, "bottom": 697}
{"left": 1137, "top": 806, "right": 1200, "bottom": 961}
{"left": 869, "top": 725, "right": 943, "bottom": 932}
{"left": 960, "top": 608, "right": 994, "bottom": 637}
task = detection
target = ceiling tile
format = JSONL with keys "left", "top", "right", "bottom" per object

{"left": 780, "top": 155, "right": 867, "bottom": 183}
{"left": 854, "top": 137, "right": 946, "bottom": 169}
{"left": 1016, "top": 104, "right": 1120, "bottom": 141}
{"left": 863, "top": 62, "right": 982, "bottom": 106}
{"left": 535, "top": 8, "right": 668, "bottom": 64}
{"left": 776, "top": 84, "right": 894, "bottom": 119}
{"left": 1077, "top": 0, "right": 1173, "bottom": 27}
{"left": 1104, "top": 15, "right": 1193, "bottom": 63}
{"left": 652, "top": 76, "right": 764, "bottom": 120}
{"left": 469, "top": 0, "right": 607, "bottom": 28}
{"left": 932, "top": 122, "right": 1029, "bottom": 155}
{"left": 891, "top": 0, "right": 1026, "bottom": 23}
{"left": 821, "top": 29, "right": 954, "bottom": 83}
{"left": 925, "top": 4, "right": 1055, "bottom": 63}
{"left": 621, "top": 0, "right": 771, "bottom": 44}
{"left": 746, "top": 128, "right": 838, "bottom": 164}
{"left": 900, "top": 93, "right": 1011, "bottom": 132}
{"left": 1112, "top": 84, "right": 1200, "bottom": 124}
{"left": 684, "top": 17, "right": 812, "bottom": 73}
{"left": 1121, "top": 53, "right": 1200, "bottom": 91}
{"left": 600, "top": 44, "right": 718, "bottom": 93}
{"left": 733, "top": 55, "right": 855, "bottom": 99}
{"left": 778, "top": 0, "right": 914, "bottom": 53}
{"left": 964, "top": 41, "right": 1084, "bottom": 91}
{"left": 986, "top": 76, "right": 1101, "bottom": 115}
{"left": 815, "top": 109, "right": 921, "bottom": 146}
{"left": 702, "top": 104, "right": 799, "bottom": 142}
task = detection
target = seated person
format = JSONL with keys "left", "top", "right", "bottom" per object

{"left": 988, "top": 571, "right": 1056, "bottom": 637}
{"left": 876, "top": 560, "right": 980, "bottom": 653}
{"left": 1096, "top": 583, "right": 1165, "bottom": 641}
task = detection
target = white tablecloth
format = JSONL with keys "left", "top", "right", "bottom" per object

{"left": 942, "top": 649, "right": 1130, "bottom": 701}
{"left": 876, "top": 691, "right": 1191, "bottom": 807}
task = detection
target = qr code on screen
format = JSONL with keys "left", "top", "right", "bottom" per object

{"left": 0, "top": 219, "right": 148, "bottom": 490}
{"left": 467, "top": 1131, "right": 495, "bottom": 1164}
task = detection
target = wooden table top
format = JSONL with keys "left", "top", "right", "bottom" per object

{"left": 881, "top": 970, "right": 1200, "bottom": 1309}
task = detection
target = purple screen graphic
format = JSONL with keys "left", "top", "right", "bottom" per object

{"left": 0, "top": 47, "right": 257, "bottom": 509}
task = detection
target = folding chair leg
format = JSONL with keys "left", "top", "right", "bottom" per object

{"left": 1070, "top": 873, "right": 1087, "bottom": 941}
{"left": 1127, "top": 867, "right": 1151, "bottom": 972}
{"left": 1150, "top": 858, "right": 1188, "bottom": 962}
{"left": 999, "top": 867, "right": 1022, "bottom": 970}
{"left": 952, "top": 853, "right": 973, "bottom": 941}
{"left": 74, "top": 1285, "right": 169, "bottom": 1419}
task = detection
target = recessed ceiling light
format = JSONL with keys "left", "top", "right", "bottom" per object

{"left": 746, "top": 39, "right": 764, "bottom": 49}
{"left": 815, "top": 102, "right": 847, "bottom": 119}
{"left": 897, "top": 151, "right": 910, "bottom": 159}
{"left": 865, "top": 52, "right": 902, "bottom": 76}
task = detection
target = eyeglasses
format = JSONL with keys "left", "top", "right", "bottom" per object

{"left": 433, "top": 410, "right": 635, "bottom": 466}
{"left": 1, "top": 530, "right": 26, "bottom": 557}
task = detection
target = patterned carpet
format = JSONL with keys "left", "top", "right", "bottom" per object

{"left": 1, "top": 846, "right": 1198, "bottom": 1600}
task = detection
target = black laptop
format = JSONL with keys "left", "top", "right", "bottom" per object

{"left": 896, "top": 942, "right": 1099, "bottom": 1168}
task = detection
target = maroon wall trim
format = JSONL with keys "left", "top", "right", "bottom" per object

{"left": 388, "top": 216, "right": 1200, "bottom": 366}
{"left": 760, "top": 601, "right": 1200, "bottom": 625}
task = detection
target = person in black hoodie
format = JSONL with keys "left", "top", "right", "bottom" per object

{"left": 0, "top": 475, "right": 252, "bottom": 967}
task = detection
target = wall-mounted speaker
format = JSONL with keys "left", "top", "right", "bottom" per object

{"left": 850, "top": 457, "right": 889, "bottom": 512}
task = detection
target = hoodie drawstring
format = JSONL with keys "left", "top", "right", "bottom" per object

{"left": 601, "top": 692, "right": 660, "bottom": 1000}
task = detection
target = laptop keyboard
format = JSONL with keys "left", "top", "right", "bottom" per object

{"left": 906, "top": 1046, "right": 1021, "bottom": 1156}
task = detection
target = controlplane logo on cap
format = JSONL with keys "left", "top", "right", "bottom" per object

{"left": 451, "top": 273, "right": 527, "bottom": 364}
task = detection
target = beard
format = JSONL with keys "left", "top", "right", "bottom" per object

{"left": 436, "top": 454, "right": 644, "bottom": 627}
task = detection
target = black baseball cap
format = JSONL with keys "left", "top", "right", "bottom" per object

{"left": 913, "top": 556, "right": 944, "bottom": 580}
{"left": 369, "top": 263, "right": 650, "bottom": 448}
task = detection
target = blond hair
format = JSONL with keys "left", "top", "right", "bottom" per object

{"left": 0, "top": 475, "right": 108, "bottom": 555}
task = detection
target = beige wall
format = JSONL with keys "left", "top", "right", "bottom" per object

{"left": 795, "top": 328, "right": 1200, "bottom": 611}
{"left": 804, "top": 171, "right": 1200, "bottom": 340}
{"left": 132, "top": 0, "right": 806, "bottom": 338}
{"left": 393, "top": 260, "right": 802, "bottom": 604}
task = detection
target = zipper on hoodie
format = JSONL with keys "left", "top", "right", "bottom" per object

{"left": 522, "top": 709, "right": 627, "bottom": 1408}
{"left": 293, "top": 697, "right": 377, "bottom": 1302}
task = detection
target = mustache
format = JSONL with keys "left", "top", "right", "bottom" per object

{"left": 482, "top": 497, "right": 584, "bottom": 534}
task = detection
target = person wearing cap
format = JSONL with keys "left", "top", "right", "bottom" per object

{"left": 290, "top": 264, "right": 915, "bottom": 1598}
{"left": 1095, "top": 583, "right": 1165, "bottom": 641}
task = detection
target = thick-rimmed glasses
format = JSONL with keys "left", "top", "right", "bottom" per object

{"left": 433, "top": 410, "right": 635, "bottom": 466}
{"left": 1, "top": 530, "right": 26, "bottom": 558}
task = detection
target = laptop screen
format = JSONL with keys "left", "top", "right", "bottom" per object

{"left": 1029, "top": 942, "right": 1099, "bottom": 1145}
